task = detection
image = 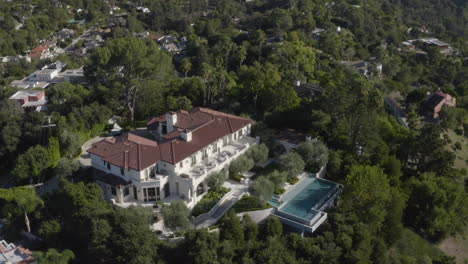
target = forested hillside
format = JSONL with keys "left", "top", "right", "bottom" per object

{"left": 0, "top": 0, "right": 466, "bottom": 263}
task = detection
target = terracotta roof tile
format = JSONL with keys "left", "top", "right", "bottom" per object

{"left": 90, "top": 108, "right": 252, "bottom": 169}
{"left": 88, "top": 133, "right": 160, "bottom": 170}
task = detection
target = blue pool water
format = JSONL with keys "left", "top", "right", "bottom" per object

{"left": 279, "top": 178, "right": 337, "bottom": 220}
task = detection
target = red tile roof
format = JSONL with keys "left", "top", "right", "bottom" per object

{"left": 88, "top": 133, "right": 160, "bottom": 170}
{"left": 90, "top": 108, "right": 252, "bottom": 169}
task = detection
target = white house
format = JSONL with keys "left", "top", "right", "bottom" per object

{"left": 88, "top": 108, "right": 256, "bottom": 208}
{"left": 0, "top": 240, "right": 36, "bottom": 264}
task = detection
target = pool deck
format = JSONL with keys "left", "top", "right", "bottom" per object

{"left": 271, "top": 173, "right": 343, "bottom": 233}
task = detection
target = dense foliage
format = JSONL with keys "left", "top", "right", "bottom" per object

{"left": 0, "top": 0, "right": 466, "bottom": 263}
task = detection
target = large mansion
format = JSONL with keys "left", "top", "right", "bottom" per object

{"left": 88, "top": 108, "right": 256, "bottom": 207}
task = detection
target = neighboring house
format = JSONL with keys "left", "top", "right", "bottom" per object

{"left": 56, "top": 67, "right": 85, "bottom": 83}
{"left": 311, "top": 28, "right": 325, "bottom": 40}
{"left": 0, "top": 240, "right": 36, "bottom": 264}
{"left": 9, "top": 90, "right": 47, "bottom": 111}
{"left": 29, "top": 45, "right": 50, "bottom": 60}
{"left": 11, "top": 62, "right": 84, "bottom": 88}
{"left": 341, "top": 60, "right": 382, "bottom": 78}
{"left": 136, "top": 6, "right": 150, "bottom": 13}
{"left": 88, "top": 108, "right": 256, "bottom": 208}
{"left": 57, "top": 28, "right": 74, "bottom": 40}
{"left": 403, "top": 38, "right": 454, "bottom": 55}
{"left": 273, "top": 129, "right": 311, "bottom": 152}
{"left": 294, "top": 82, "right": 322, "bottom": 99}
{"left": 157, "top": 35, "right": 187, "bottom": 54}
{"left": 422, "top": 91, "right": 456, "bottom": 118}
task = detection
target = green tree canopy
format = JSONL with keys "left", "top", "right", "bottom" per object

{"left": 86, "top": 37, "right": 174, "bottom": 121}
{"left": 161, "top": 200, "right": 191, "bottom": 232}
{"left": 296, "top": 140, "right": 329, "bottom": 173}
{"left": 34, "top": 248, "right": 75, "bottom": 264}
{"left": 277, "top": 152, "right": 305, "bottom": 180}
{"left": 12, "top": 145, "right": 51, "bottom": 184}
{"left": 344, "top": 165, "right": 391, "bottom": 225}
{"left": 250, "top": 177, "right": 274, "bottom": 202}
{"left": 405, "top": 173, "right": 467, "bottom": 241}
{"left": 0, "top": 186, "right": 43, "bottom": 232}
{"left": 246, "top": 143, "right": 269, "bottom": 165}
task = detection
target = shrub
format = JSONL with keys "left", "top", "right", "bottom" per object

{"left": 192, "top": 187, "right": 230, "bottom": 217}
{"left": 287, "top": 177, "right": 300, "bottom": 185}
{"left": 229, "top": 173, "right": 243, "bottom": 182}
{"left": 274, "top": 188, "right": 285, "bottom": 195}
{"left": 232, "top": 195, "right": 270, "bottom": 213}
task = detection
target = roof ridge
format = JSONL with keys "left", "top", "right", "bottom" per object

{"left": 171, "top": 140, "right": 176, "bottom": 163}
{"left": 189, "top": 118, "right": 217, "bottom": 133}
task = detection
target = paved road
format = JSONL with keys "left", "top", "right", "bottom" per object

{"left": 78, "top": 136, "right": 107, "bottom": 167}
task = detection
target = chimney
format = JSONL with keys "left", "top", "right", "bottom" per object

{"left": 165, "top": 111, "right": 177, "bottom": 133}
{"left": 181, "top": 129, "right": 192, "bottom": 142}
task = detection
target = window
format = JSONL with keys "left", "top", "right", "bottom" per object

{"left": 179, "top": 162, "right": 183, "bottom": 169}
{"left": 223, "top": 136, "right": 228, "bottom": 146}
{"left": 120, "top": 168, "right": 124, "bottom": 176}
{"left": 238, "top": 129, "right": 243, "bottom": 137}
{"left": 124, "top": 186, "right": 130, "bottom": 196}
{"left": 102, "top": 160, "right": 106, "bottom": 166}
{"left": 202, "top": 149, "right": 208, "bottom": 160}
{"left": 191, "top": 155, "right": 196, "bottom": 166}
{"left": 111, "top": 186, "right": 116, "bottom": 196}
{"left": 234, "top": 133, "right": 237, "bottom": 140}
{"left": 107, "top": 163, "right": 111, "bottom": 170}
{"left": 212, "top": 143, "right": 217, "bottom": 153}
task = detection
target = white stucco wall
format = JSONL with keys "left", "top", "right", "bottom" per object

{"left": 92, "top": 123, "right": 253, "bottom": 205}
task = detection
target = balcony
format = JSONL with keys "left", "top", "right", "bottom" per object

{"left": 185, "top": 136, "right": 257, "bottom": 181}
{"left": 143, "top": 169, "right": 169, "bottom": 183}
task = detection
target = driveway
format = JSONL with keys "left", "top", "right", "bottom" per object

{"left": 78, "top": 136, "right": 107, "bottom": 167}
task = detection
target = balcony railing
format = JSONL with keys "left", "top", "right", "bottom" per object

{"left": 185, "top": 136, "right": 256, "bottom": 180}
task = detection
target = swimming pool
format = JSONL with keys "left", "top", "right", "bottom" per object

{"left": 278, "top": 178, "right": 339, "bottom": 221}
